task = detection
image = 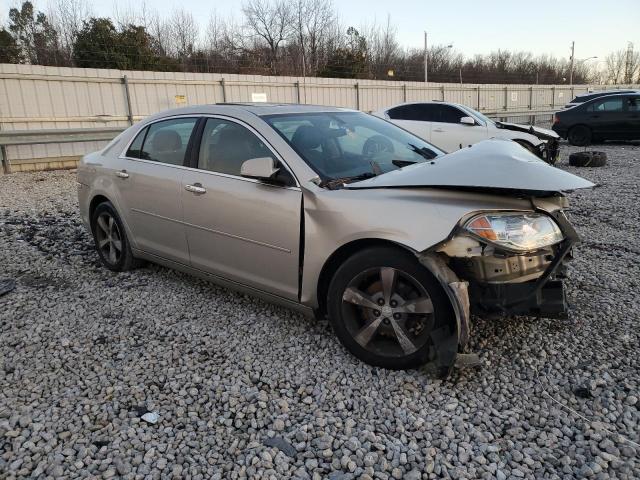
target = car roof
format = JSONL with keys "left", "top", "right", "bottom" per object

{"left": 574, "top": 89, "right": 639, "bottom": 98}
{"left": 581, "top": 92, "right": 639, "bottom": 102}
{"left": 149, "top": 103, "right": 356, "bottom": 118}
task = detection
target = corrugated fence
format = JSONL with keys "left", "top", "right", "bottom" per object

{"left": 1, "top": 63, "right": 638, "bottom": 172}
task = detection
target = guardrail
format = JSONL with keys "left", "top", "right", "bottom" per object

{"left": 0, "top": 110, "right": 556, "bottom": 174}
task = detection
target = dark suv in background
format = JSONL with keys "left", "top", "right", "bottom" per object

{"left": 553, "top": 93, "right": 640, "bottom": 146}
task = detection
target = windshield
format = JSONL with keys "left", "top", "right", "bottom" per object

{"left": 457, "top": 104, "right": 495, "bottom": 126}
{"left": 264, "top": 111, "right": 444, "bottom": 185}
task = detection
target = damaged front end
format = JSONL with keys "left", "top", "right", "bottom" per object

{"left": 535, "top": 137, "right": 560, "bottom": 165}
{"left": 496, "top": 121, "right": 561, "bottom": 164}
{"left": 416, "top": 204, "right": 579, "bottom": 371}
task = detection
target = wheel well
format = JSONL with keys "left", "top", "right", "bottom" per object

{"left": 569, "top": 124, "right": 591, "bottom": 134}
{"left": 513, "top": 139, "right": 534, "bottom": 148}
{"left": 89, "top": 195, "right": 110, "bottom": 220}
{"left": 315, "top": 238, "right": 414, "bottom": 317}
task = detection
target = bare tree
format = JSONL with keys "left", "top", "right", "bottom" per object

{"left": 47, "top": 0, "right": 92, "bottom": 64}
{"left": 170, "top": 8, "right": 199, "bottom": 68}
{"left": 242, "top": 0, "right": 293, "bottom": 74}
{"left": 291, "top": 0, "right": 334, "bottom": 76}
{"left": 605, "top": 50, "right": 626, "bottom": 84}
{"left": 146, "top": 10, "right": 171, "bottom": 57}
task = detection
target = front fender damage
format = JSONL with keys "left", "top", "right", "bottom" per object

{"left": 415, "top": 253, "right": 472, "bottom": 378}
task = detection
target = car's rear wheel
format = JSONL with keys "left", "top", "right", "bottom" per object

{"left": 327, "top": 247, "right": 454, "bottom": 370}
{"left": 91, "top": 201, "right": 141, "bottom": 271}
{"left": 568, "top": 125, "right": 592, "bottom": 146}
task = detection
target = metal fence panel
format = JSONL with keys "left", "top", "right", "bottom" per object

{"left": 1, "top": 63, "right": 638, "bottom": 172}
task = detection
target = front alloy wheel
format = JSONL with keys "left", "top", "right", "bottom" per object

{"left": 327, "top": 247, "right": 454, "bottom": 369}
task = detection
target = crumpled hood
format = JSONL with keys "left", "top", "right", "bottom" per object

{"left": 346, "top": 139, "right": 594, "bottom": 195}
{"left": 497, "top": 122, "right": 559, "bottom": 140}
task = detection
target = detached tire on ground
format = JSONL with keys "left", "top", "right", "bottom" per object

{"left": 327, "top": 246, "right": 455, "bottom": 370}
{"left": 568, "top": 151, "right": 607, "bottom": 167}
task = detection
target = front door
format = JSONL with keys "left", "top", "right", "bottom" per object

{"left": 181, "top": 117, "right": 302, "bottom": 300}
{"left": 428, "top": 105, "right": 488, "bottom": 152}
{"left": 587, "top": 97, "right": 627, "bottom": 140}
{"left": 117, "top": 117, "right": 198, "bottom": 264}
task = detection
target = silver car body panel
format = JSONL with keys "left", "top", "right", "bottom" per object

{"left": 346, "top": 139, "right": 594, "bottom": 193}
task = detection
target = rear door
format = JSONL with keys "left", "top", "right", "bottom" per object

{"left": 386, "top": 104, "right": 436, "bottom": 141}
{"left": 181, "top": 117, "right": 302, "bottom": 300}
{"left": 428, "top": 105, "right": 488, "bottom": 152}
{"left": 117, "top": 117, "right": 198, "bottom": 264}
{"left": 587, "top": 97, "right": 626, "bottom": 139}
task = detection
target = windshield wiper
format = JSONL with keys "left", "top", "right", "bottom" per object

{"left": 392, "top": 159, "right": 418, "bottom": 168}
{"left": 408, "top": 143, "right": 438, "bottom": 160}
{"left": 321, "top": 172, "right": 377, "bottom": 189}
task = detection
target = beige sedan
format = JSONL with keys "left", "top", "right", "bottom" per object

{"left": 77, "top": 104, "right": 593, "bottom": 376}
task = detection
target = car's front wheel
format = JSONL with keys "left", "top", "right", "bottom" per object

{"left": 327, "top": 247, "right": 454, "bottom": 370}
{"left": 91, "top": 201, "right": 141, "bottom": 272}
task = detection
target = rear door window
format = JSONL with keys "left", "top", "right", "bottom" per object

{"left": 139, "top": 118, "right": 198, "bottom": 165}
{"left": 588, "top": 98, "right": 624, "bottom": 112}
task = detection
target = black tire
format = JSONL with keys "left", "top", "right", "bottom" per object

{"left": 91, "top": 201, "right": 142, "bottom": 271}
{"left": 327, "top": 246, "right": 455, "bottom": 370}
{"left": 567, "top": 125, "right": 592, "bottom": 146}
{"left": 568, "top": 151, "right": 607, "bottom": 167}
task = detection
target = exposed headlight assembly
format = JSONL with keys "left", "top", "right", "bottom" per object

{"left": 464, "top": 212, "right": 564, "bottom": 252}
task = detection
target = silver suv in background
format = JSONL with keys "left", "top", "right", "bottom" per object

{"left": 77, "top": 103, "right": 593, "bottom": 376}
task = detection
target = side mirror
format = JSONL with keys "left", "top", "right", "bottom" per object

{"left": 240, "top": 157, "right": 280, "bottom": 181}
{"left": 460, "top": 116, "right": 476, "bottom": 126}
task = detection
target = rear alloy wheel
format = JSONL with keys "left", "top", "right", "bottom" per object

{"left": 91, "top": 202, "right": 141, "bottom": 271}
{"left": 568, "top": 125, "right": 592, "bottom": 146}
{"left": 327, "top": 247, "right": 454, "bottom": 369}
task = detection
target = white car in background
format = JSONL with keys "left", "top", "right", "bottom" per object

{"left": 374, "top": 101, "right": 560, "bottom": 164}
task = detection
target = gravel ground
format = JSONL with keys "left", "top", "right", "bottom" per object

{"left": 1, "top": 143, "right": 639, "bottom": 480}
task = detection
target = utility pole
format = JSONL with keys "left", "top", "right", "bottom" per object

{"left": 424, "top": 31, "right": 428, "bottom": 83}
{"left": 569, "top": 41, "right": 575, "bottom": 86}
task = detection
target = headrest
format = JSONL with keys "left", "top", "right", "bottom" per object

{"left": 292, "top": 125, "right": 322, "bottom": 150}
{"left": 152, "top": 129, "right": 182, "bottom": 152}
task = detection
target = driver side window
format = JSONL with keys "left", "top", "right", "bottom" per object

{"left": 197, "top": 118, "right": 277, "bottom": 176}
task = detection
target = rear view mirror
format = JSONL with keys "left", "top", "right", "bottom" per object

{"left": 460, "top": 116, "right": 476, "bottom": 126}
{"left": 240, "top": 157, "right": 279, "bottom": 181}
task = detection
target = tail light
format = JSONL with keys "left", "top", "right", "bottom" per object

{"left": 553, "top": 114, "right": 559, "bottom": 124}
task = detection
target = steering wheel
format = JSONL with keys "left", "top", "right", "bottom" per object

{"left": 362, "top": 135, "right": 394, "bottom": 158}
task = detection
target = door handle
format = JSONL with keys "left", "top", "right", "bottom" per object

{"left": 115, "top": 170, "right": 129, "bottom": 178}
{"left": 185, "top": 183, "right": 206, "bottom": 194}
{"left": 433, "top": 128, "right": 445, "bottom": 133}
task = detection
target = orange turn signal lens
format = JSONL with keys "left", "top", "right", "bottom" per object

{"left": 466, "top": 216, "right": 498, "bottom": 241}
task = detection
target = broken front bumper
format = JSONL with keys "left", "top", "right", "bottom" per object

{"left": 466, "top": 210, "right": 578, "bottom": 318}
{"left": 417, "top": 210, "right": 579, "bottom": 377}
{"left": 538, "top": 138, "right": 560, "bottom": 164}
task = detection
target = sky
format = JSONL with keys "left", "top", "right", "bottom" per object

{"left": 6, "top": 0, "right": 640, "bottom": 63}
